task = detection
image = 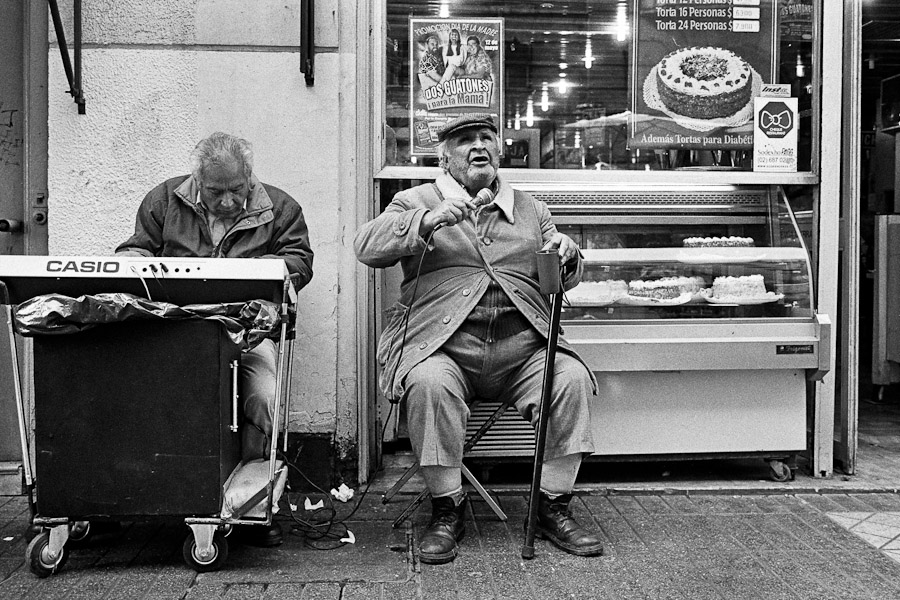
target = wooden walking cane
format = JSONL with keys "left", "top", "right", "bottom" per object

{"left": 521, "top": 251, "right": 564, "bottom": 560}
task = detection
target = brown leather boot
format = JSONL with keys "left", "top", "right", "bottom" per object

{"left": 535, "top": 493, "right": 604, "bottom": 557}
{"left": 418, "top": 495, "right": 467, "bottom": 564}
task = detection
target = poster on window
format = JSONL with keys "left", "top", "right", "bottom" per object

{"left": 409, "top": 17, "right": 503, "bottom": 156}
{"left": 629, "top": 0, "right": 778, "bottom": 151}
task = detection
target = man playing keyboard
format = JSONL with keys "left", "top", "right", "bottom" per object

{"left": 116, "top": 131, "right": 314, "bottom": 547}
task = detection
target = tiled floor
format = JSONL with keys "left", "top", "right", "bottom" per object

{"left": 827, "top": 511, "right": 900, "bottom": 564}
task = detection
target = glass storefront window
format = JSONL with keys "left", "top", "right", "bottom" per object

{"left": 383, "top": 0, "right": 817, "bottom": 172}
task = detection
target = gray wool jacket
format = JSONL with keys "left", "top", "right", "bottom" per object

{"left": 353, "top": 172, "right": 595, "bottom": 401}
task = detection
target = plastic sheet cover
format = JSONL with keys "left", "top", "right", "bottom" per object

{"left": 13, "top": 292, "right": 282, "bottom": 350}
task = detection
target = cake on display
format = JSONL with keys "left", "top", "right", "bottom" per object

{"left": 683, "top": 236, "right": 755, "bottom": 248}
{"left": 655, "top": 46, "right": 753, "bottom": 120}
{"left": 711, "top": 274, "right": 768, "bottom": 299}
{"left": 627, "top": 276, "right": 705, "bottom": 300}
{"left": 565, "top": 280, "right": 628, "bottom": 305}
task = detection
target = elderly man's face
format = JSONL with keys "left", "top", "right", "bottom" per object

{"left": 427, "top": 37, "right": 438, "bottom": 52}
{"left": 444, "top": 126, "right": 500, "bottom": 193}
{"left": 198, "top": 160, "right": 249, "bottom": 218}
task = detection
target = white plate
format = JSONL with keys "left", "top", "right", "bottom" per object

{"left": 675, "top": 251, "right": 766, "bottom": 264}
{"left": 617, "top": 293, "right": 692, "bottom": 307}
{"left": 704, "top": 293, "right": 784, "bottom": 305}
{"left": 564, "top": 297, "right": 617, "bottom": 307}
{"left": 642, "top": 64, "right": 762, "bottom": 132}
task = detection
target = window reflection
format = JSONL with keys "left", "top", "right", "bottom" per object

{"left": 384, "top": 0, "right": 816, "bottom": 172}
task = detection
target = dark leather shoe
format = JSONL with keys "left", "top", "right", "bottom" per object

{"left": 235, "top": 522, "right": 283, "bottom": 547}
{"left": 418, "top": 495, "right": 467, "bottom": 564}
{"left": 534, "top": 493, "right": 604, "bottom": 557}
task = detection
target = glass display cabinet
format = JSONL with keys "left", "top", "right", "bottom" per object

{"left": 469, "top": 183, "right": 830, "bottom": 480}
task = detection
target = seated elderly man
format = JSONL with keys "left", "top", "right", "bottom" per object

{"left": 116, "top": 131, "right": 314, "bottom": 547}
{"left": 354, "top": 114, "right": 602, "bottom": 564}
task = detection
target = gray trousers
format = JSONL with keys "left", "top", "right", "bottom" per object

{"left": 240, "top": 338, "right": 278, "bottom": 461}
{"left": 404, "top": 326, "right": 595, "bottom": 467}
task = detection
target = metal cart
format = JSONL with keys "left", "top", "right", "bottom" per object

{"left": 0, "top": 255, "right": 297, "bottom": 575}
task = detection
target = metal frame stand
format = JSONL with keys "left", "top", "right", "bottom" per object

{"left": 383, "top": 399, "right": 510, "bottom": 528}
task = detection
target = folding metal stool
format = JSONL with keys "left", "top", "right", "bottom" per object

{"left": 382, "top": 398, "right": 511, "bottom": 528}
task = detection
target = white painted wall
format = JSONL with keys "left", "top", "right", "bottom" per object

{"left": 46, "top": 0, "right": 360, "bottom": 456}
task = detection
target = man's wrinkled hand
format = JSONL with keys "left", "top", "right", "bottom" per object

{"left": 540, "top": 233, "right": 580, "bottom": 266}
{"left": 420, "top": 197, "right": 477, "bottom": 236}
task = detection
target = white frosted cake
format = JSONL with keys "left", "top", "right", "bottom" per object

{"left": 628, "top": 276, "right": 705, "bottom": 300}
{"left": 566, "top": 280, "right": 628, "bottom": 304}
{"left": 655, "top": 46, "right": 753, "bottom": 119}
{"left": 711, "top": 275, "right": 767, "bottom": 299}
{"left": 683, "top": 236, "right": 754, "bottom": 248}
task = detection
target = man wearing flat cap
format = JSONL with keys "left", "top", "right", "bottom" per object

{"left": 354, "top": 114, "right": 602, "bottom": 564}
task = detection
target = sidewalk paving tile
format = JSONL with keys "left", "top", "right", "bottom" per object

{"left": 3, "top": 490, "right": 900, "bottom": 599}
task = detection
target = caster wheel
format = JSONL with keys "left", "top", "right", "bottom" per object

{"left": 182, "top": 531, "right": 228, "bottom": 572}
{"left": 24, "top": 523, "right": 43, "bottom": 543}
{"left": 67, "top": 521, "right": 92, "bottom": 546}
{"left": 768, "top": 460, "right": 793, "bottom": 483}
{"left": 26, "top": 531, "right": 68, "bottom": 578}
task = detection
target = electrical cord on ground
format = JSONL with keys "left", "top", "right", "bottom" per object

{"left": 278, "top": 402, "right": 396, "bottom": 550}
{"left": 278, "top": 225, "right": 439, "bottom": 549}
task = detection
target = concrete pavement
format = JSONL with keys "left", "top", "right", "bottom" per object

{"left": 3, "top": 483, "right": 900, "bottom": 600}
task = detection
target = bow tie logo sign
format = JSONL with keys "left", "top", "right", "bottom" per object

{"left": 757, "top": 101, "right": 794, "bottom": 139}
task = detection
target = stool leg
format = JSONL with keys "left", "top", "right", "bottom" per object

{"left": 382, "top": 463, "right": 421, "bottom": 504}
{"left": 392, "top": 488, "right": 429, "bottom": 529}
{"left": 461, "top": 464, "right": 507, "bottom": 521}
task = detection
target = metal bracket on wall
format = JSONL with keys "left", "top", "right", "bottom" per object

{"left": 300, "top": 0, "right": 314, "bottom": 85}
{"left": 48, "top": 0, "right": 85, "bottom": 114}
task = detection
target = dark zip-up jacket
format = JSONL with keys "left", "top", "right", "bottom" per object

{"left": 117, "top": 175, "right": 313, "bottom": 289}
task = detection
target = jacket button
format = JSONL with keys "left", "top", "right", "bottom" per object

{"left": 482, "top": 237, "right": 492, "bottom": 245}
{"left": 462, "top": 289, "right": 471, "bottom": 296}
{"left": 442, "top": 316, "right": 451, "bottom": 324}
{"left": 418, "top": 342, "right": 428, "bottom": 350}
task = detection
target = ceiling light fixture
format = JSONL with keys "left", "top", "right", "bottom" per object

{"left": 583, "top": 36, "right": 594, "bottom": 69}
{"left": 616, "top": 2, "right": 628, "bottom": 42}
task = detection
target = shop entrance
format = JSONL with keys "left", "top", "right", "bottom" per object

{"left": 849, "top": 0, "right": 900, "bottom": 475}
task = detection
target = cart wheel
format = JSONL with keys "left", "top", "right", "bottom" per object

{"left": 67, "top": 521, "right": 92, "bottom": 546}
{"left": 24, "top": 523, "right": 43, "bottom": 543}
{"left": 26, "top": 531, "right": 68, "bottom": 578}
{"left": 768, "top": 460, "right": 793, "bottom": 482}
{"left": 182, "top": 531, "right": 228, "bottom": 572}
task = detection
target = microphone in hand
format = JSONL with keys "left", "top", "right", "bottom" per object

{"left": 433, "top": 187, "right": 495, "bottom": 232}
{"left": 472, "top": 187, "right": 495, "bottom": 208}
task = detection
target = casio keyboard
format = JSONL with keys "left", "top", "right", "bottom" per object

{"left": 0, "top": 255, "right": 295, "bottom": 305}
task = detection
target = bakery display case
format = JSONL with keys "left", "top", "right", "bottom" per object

{"left": 477, "top": 183, "right": 829, "bottom": 480}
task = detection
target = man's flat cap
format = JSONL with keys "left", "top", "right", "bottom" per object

{"left": 437, "top": 114, "right": 498, "bottom": 142}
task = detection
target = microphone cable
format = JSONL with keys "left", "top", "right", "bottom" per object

{"left": 284, "top": 193, "right": 492, "bottom": 547}
{"left": 385, "top": 224, "right": 441, "bottom": 404}
{"left": 280, "top": 207, "right": 447, "bottom": 548}
{"left": 387, "top": 187, "right": 493, "bottom": 401}
{"left": 279, "top": 401, "right": 396, "bottom": 549}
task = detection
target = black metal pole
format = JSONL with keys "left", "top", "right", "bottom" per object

{"left": 521, "top": 289, "right": 564, "bottom": 559}
{"left": 47, "top": 0, "right": 75, "bottom": 95}
{"left": 74, "top": 0, "right": 85, "bottom": 113}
